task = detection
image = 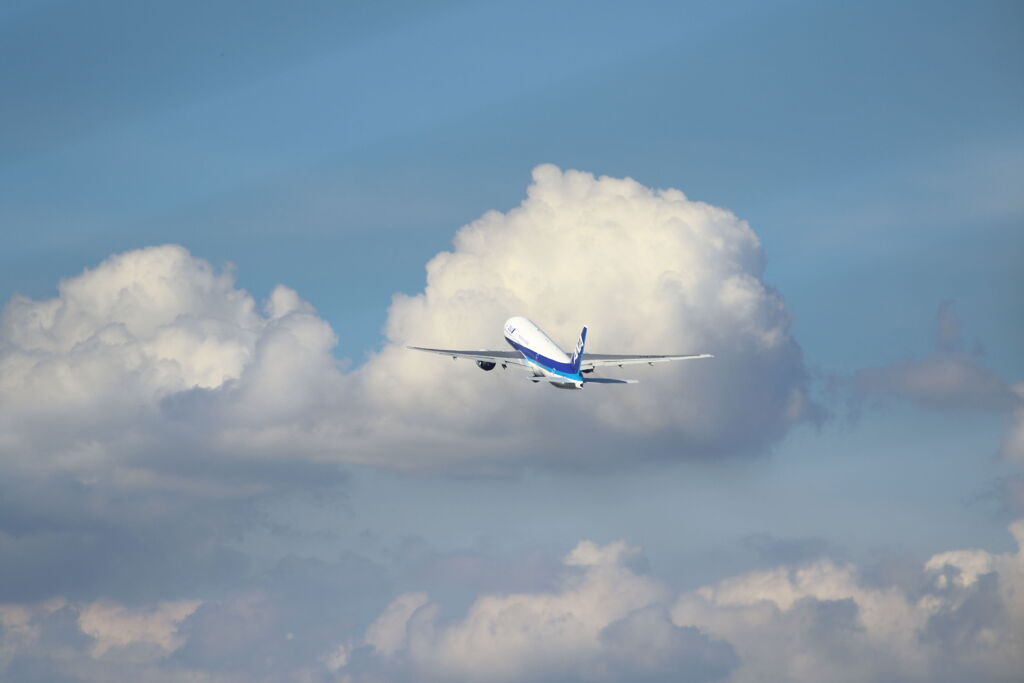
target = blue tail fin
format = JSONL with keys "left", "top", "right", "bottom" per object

{"left": 570, "top": 326, "right": 587, "bottom": 374}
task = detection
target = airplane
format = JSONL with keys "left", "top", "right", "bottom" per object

{"left": 407, "top": 316, "right": 712, "bottom": 390}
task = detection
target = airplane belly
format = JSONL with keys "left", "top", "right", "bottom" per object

{"left": 540, "top": 367, "right": 582, "bottom": 390}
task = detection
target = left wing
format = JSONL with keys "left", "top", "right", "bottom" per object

{"left": 406, "top": 346, "right": 529, "bottom": 367}
{"left": 581, "top": 353, "right": 713, "bottom": 370}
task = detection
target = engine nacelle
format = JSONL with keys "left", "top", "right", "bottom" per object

{"left": 476, "top": 360, "right": 496, "bottom": 371}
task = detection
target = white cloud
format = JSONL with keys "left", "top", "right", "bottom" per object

{"left": 674, "top": 561, "right": 932, "bottom": 682}
{"left": 0, "top": 597, "right": 67, "bottom": 671}
{"left": 77, "top": 598, "right": 201, "bottom": 659}
{"left": 364, "top": 592, "right": 429, "bottom": 658}
{"left": 320, "top": 642, "right": 351, "bottom": 674}
{"left": 336, "top": 540, "right": 735, "bottom": 683}
{"left": 3, "top": 523, "right": 1020, "bottom": 682}
{"left": 0, "top": 596, "right": 200, "bottom": 679}
{"left": 672, "top": 519, "right": 1024, "bottom": 683}
{"left": 925, "top": 549, "right": 995, "bottom": 588}
{"left": 360, "top": 164, "right": 812, "bottom": 462}
{"left": 341, "top": 521, "right": 1024, "bottom": 682}
{"left": 1, "top": 244, "right": 257, "bottom": 394}
{"left": 0, "top": 243, "right": 349, "bottom": 490}
{"left": 0, "top": 165, "right": 813, "bottom": 487}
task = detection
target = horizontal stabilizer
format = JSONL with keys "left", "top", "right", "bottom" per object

{"left": 525, "top": 376, "right": 580, "bottom": 384}
{"left": 582, "top": 377, "right": 638, "bottom": 384}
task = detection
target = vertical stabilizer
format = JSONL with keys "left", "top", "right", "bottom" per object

{"left": 570, "top": 326, "right": 587, "bottom": 374}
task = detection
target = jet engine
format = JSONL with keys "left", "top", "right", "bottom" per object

{"left": 476, "top": 360, "right": 496, "bottom": 371}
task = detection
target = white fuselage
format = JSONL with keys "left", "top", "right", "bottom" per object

{"left": 503, "top": 316, "right": 583, "bottom": 389}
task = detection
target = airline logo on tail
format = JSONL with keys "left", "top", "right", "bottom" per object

{"left": 570, "top": 326, "right": 587, "bottom": 375}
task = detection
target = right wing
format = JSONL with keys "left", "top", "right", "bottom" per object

{"left": 581, "top": 353, "right": 712, "bottom": 370}
{"left": 406, "top": 346, "right": 529, "bottom": 367}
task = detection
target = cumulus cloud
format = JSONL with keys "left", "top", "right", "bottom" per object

{"left": 336, "top": 540, "right": 737, "bottom": 683}
{"left": 0, "top": 243, "right": 347, "bottom": 488}
{"left": 363, "top": 164, "right": 814, "bottom": 463}
{"left": 672, "top": 519, "right": 1024, "bottom": 683}
{"left": 0, "top": 165, "right": 814, "bottom": 486}
{"left": 339, "top": 522, "right": 1024, "bottom": 683}
{"left": 77, "top": 599, "right": 200, "bottom": 659}
{"left": 362, "top": 591, "right": 429, "bottom": 658}
{"left": 0, "top": 597, "right": 205, "bottom": 681}
{"left": 0, "top": 244, "right": 355, "bottom": 614}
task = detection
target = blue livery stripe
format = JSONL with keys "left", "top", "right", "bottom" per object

{"left": 505, "top": 337, "right": 583, "bottom": 381}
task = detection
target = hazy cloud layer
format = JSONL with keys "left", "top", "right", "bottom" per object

{"left": 854, "top": 302, "right": 1018, "bottom": 412}
{"left": 333, "top": 522, "right": 1024, "bottom": 683}
{"left": 856, "top": 354, "right": 1015, "bottom": 413}
{"left": 2, "top": 522, "right": 1021, "bottom": 681}
{"left": 853, "top": 302, "right": 1023, "bottom": 469}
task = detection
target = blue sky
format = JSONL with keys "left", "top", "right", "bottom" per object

{"left": 1, "top": 2, "right": 1022, "bottom": 681}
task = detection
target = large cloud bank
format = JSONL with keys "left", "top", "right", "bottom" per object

{"left": 0, "top": 166, "right": 815, "bottom": 649}
{"left": 5, "top": 520, "right": 1021, "bottom": 682}
{"left": 0, "top": 165, "right": 813, "bottom": 485}
{"left": 332, "top": 520, "right": 1024, "bottom": 682}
